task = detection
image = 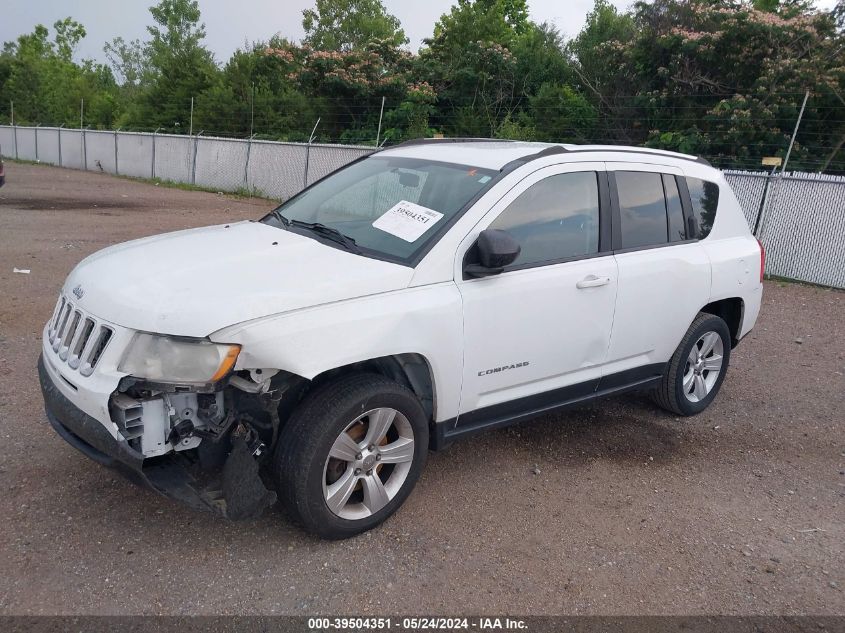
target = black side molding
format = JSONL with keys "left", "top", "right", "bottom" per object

{"left": 431, "top": 363, "right": 666, "bottom": 450}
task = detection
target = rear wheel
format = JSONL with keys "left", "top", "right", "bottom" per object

{"left": 652, "top": 312, "right": 731, "bottom": 416}
{"left": 274, "top": 373, "right": 428, "bottom": 539}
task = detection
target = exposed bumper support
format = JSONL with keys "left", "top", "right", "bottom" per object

{"left": 38, "top": 354, "right": 275, "bottom": 518}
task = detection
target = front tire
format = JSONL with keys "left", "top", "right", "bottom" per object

{"left": 274, "top": 373, "right": 429, "bottom": 539}
{"left": 652, "top": 312, "right": 732, "bottom": 416}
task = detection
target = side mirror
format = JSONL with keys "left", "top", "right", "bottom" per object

{"left": 464, "top": 229, "right": 521, "bottom": 278}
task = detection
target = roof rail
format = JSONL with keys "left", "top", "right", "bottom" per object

{"left": 382, "top": 138, "right": 712, "bottom": 168}
{"left": 500, "top": 145, "right": 569, "bottom": 172}
{"left": 386, "top": 137, "right": 510, "bottom": 148}
{"left": 563, "top": 145, "right": 712, "bottom": 167}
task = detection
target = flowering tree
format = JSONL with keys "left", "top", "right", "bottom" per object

{"left": 571, "top": 0, "right": 845, "bottom": 170}
{"left": 263, "top": 40, "right": 434, "bottom": 142}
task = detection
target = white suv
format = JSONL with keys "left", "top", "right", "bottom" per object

{"left": 38, "top": 140, "right": 764, "bottom": 538}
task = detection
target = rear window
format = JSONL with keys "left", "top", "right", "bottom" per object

{"left": 686, "top": 177, "right": 720, "bottom": 239}
{"left": 615, "top": 171, "right": 668, "bottom": 249}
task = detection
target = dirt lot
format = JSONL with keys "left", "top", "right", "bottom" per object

{"left": 0, "top": 161, "right": 843, "bottom": 615}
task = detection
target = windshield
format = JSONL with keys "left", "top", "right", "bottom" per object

{"left": 262, "top": 155, "right": 497, "bottom": 263}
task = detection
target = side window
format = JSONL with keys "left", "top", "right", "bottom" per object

{"left": 488, "top": 171, "right": 600, "bottom": 267}
{"left": 663, "top": 174, "right": 686, "bottom": 242}
{"left": 616, "top": 171, "right": 668, "bottom": 249}
{"left": 686, "top": 177, "right": 720, "bottom": 239}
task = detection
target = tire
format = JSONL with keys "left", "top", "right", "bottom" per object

{"left": 274, "top": 373, "right": 429, "bottom": 539}
{"left": 651, "top": 312, "right": 732, "bottom": 416}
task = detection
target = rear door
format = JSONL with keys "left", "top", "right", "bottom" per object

{"left": 602, "top": 163, "right": 711, "bottom": 380}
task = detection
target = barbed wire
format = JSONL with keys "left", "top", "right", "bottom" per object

{"left": 2, "top": 90, "right": 842, "bottom": 172}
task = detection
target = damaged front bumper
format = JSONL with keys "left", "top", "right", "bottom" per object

{"left": 38, "top": 353, "right": 276, "bottom": 518}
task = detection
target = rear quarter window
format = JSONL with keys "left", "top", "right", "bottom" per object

{"left": 686, "top": 177, "right": 720, "bottom": 239}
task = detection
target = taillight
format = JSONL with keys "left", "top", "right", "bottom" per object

{"left": 756, "top": 238, "right": 765, "bottom": 283}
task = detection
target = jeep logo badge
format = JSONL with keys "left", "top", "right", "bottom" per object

{"left": 72, "top": 285, "right": 84, "bottom": 300}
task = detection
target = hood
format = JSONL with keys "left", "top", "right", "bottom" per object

{"left": 64, "top": 221, "right": 414, "bottom": 337}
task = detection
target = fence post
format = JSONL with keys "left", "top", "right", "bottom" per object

{"left": 151, "top": 127, "right": 161, "bottom": 179}
{"left": 11, "top": 102, "right": 18, "bottom": 160}
{"left": 243, "top": 134, "right": 256, "bottom": 189}
{"left": 114, "top": 128, "right": 120, "bottom": 175}
{"left": 375, "top": 95, "right": 385, "bottom": 147}
{"left": 752, "top": 166, "right": 777, "bottom": 236}
{"left": 58, "top": 124, "right": 63, "bottom": 167}
{"left": 191, "top": 131, "right": 203, "bottom": 185}
{"left": 756, "top": 90, "right": 809, "bottom": 240}
{"left": 303, "top": 118, "right": 320, "bottom": 188}
{"left": 34, "top": 123, "right": 39, "bottom": 161}
{"left": 80, "top": 98, "right": 85, "bottom": 169}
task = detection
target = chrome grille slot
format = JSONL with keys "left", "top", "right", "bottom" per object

{"left": 59, "top": 311, "right": 81, "bottom": 360}
{"left": 50, "top": 296, "right": 65, "bottom": 333}
{"left": 68, "top": 318, "right": 95, "bottom": 369}
{"left": 46, "top": 293, "right": 117, "bottom": 378}
{"left": 52, "top": 303, "right": 73, "bottom": 351}
{"left": 81, "top": 327, "right": 113, "bottom": 377}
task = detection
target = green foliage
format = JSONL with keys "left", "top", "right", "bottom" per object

{"left": 131, "top": 0, "right": 217, "bottom": 131}
{"left": 103, "top": 37, "right": 148, "bottom": 88}
{"left": 494, "top": 112, "right": 535, "bottom": 140}
{"left": 53, "top": 18, "right": 86, "bottom": 62}
{"left": 302, "top": 0, "right": 408, "bottom": 51}
{"left": 426, "top": 0, "right": 529, "bottom": 59}
{"left": 0, "top": 19, "right": 119, "bottom": 128}
{"left": 529, "top": 83, "right": 596, "bottom": 142}
{"left": 0, "top": 0, "right": 843, "bottom": 172}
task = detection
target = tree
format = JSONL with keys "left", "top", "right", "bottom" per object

{"left": 0, "top": 19, "right": 120, "bottom": 128}
{"left": 263, "top": 39, "right": 417, "bottom": 141}
{"left": 425, "top": 0, "right": 529, "bottom": 60}
{"left": 103, "top": 37, "right": 148, "bottom": 88}
{"left": 566, "top": 0, "right": 634, "bottom": 103}
{"left": 302, "top": 0, "right": 408, "bottom": 51}
{"left": 577, "top": 0, "right": 845, "bottom": 170}
{"left": 53, "top": 18, "right": 86, "bottom": 62}
{"left": 134, "top": 0, "right": 218, "bottom": 131}
{"left": 421, "top": 0, "right": 567, "bottom": 137}
{"left": 529, "top": 83, "right": 597, "bottom": 142}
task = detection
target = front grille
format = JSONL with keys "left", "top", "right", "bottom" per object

{"left": 48, "top": 294, "right": 114, "bottom": 377}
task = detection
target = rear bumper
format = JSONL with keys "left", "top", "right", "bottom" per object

{"left": 38, "top": 353, "right": 225, "bottom": 515}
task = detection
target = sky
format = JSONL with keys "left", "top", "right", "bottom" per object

{"left": 1, "top": 0, "right": 839, "bottom": 67}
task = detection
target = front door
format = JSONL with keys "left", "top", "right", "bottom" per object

{"left": 456, "top": 163, "right": 618, "bottom": 422}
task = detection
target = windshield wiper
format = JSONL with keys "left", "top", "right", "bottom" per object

{"left": 289, "top": 220, "right": 362, "bottom": 254}
{"left": 271, "top": 208, "right": 290, "bottom": 227}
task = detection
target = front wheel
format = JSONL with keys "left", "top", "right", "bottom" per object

{"left": 652, "top": 312, "right": 732, "bottom": 416}
{"left": 274, "top": 373, "right": 428, "bottom": 539}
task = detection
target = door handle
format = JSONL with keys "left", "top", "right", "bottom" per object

{"left": 576, "top": 275, "right": 611, "bottom": 289}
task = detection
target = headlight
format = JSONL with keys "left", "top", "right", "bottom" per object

{"left": 118, "top": 333, "right": 240, "bottom": 383}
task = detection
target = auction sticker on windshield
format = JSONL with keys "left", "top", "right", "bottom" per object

{"left": 372, "top": 200, "right": 444, "bottom": 242}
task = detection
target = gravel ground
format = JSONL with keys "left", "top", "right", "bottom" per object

{"left": 0, "top": 162, "right": 843, "bottom": 616}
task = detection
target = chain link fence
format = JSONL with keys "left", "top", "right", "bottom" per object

{"left": 0, "top": 125, "right": 373, "bottom": 200}
{"left": 1, "top": 125, "right": 842, "bottom": 289}
{"left": 725, "top": 170, "right": 845, "bottom": 289}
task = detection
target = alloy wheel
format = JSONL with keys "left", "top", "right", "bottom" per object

{"left": 322, "top": 407, "right": 415, "bottom": 520}
{"left": 682, "top": 331, "right": 724, "bottom": 403}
